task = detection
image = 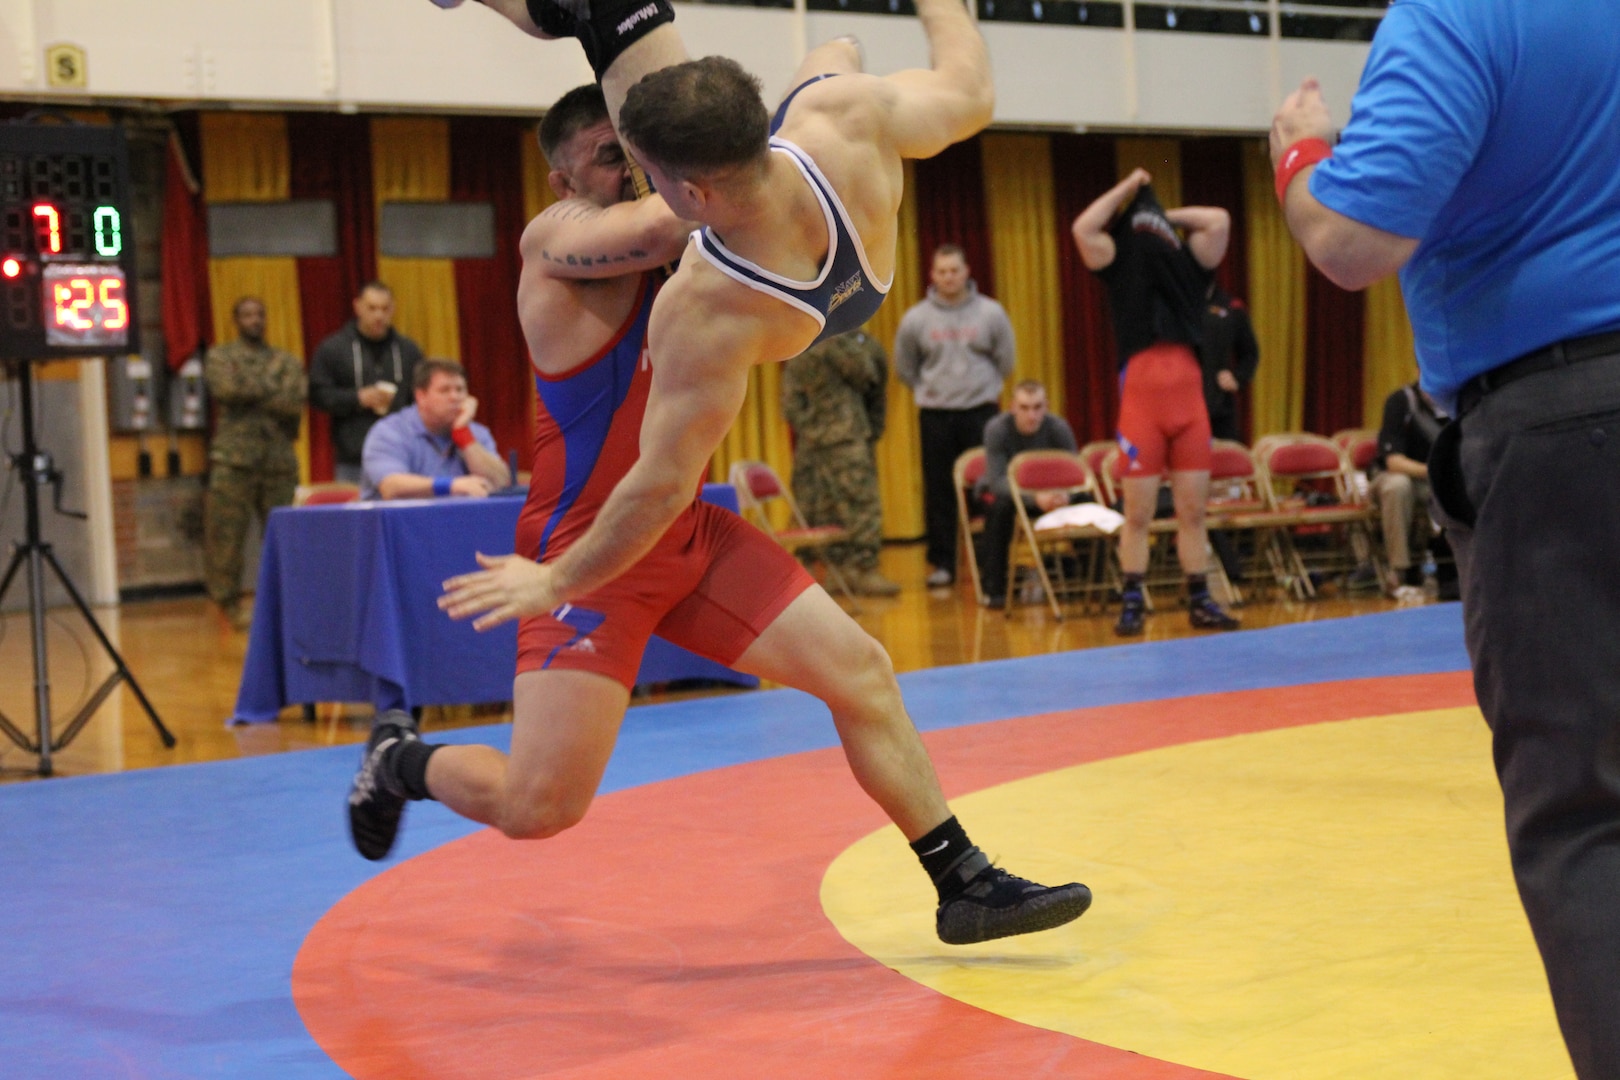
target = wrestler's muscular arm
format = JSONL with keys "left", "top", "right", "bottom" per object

{"left": 876, "top": 0, "right": 995, "bottom": 156}
{"left": 1072, "top": 168, "right": 1150, "bottom": 271}
{"left": 522, "top": 194, "right": 689, "bottom": 278}
{"left": 1164, "top": 206, "right": 1230, "bottom": 270}
{"left": 546, "top": 308, "right": 755, "bottom": 605}
{"left": 440, "top": 279, "right": 764, "bottom": 629}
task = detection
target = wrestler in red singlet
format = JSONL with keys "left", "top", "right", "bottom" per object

{"left": 1096, "top": 184, "right": 1214, "bottom": 477}
{"left": 513, "top": 272, "right": 813, "bottom": 689}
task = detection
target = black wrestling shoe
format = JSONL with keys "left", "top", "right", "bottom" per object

{"left": 347, "top": 710, "right": 418, "bottom": 861}
{"left": 1188, "top": 595, "right": 1240, "bottom": 631}
{"left": 937, "top": 866, "right": 1093, "bottom": 945}
{"left": 1114, "top": 594, "right": 1146, "bottom": 637}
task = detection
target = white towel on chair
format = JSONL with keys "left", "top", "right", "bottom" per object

{"left": 1034, "top": 504, "right": 1125, "bottom": 534}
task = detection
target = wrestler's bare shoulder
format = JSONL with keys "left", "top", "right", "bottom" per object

{"left": 652, "top": 246, "right": 818, "bottom": 366}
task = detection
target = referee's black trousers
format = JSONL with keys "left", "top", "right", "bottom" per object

{"left": 1431, "top": 348, "right": 1620, "bottom": 1080}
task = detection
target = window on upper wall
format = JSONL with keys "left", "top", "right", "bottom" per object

{"left": 977, "top": 0, "right": 1125, "bottom": 28}
{"left": 1279, "top": 0, "right": 1388, "bottom": 42}
{"left": 1133, "top": 2, "right": 1268, "bottom": 36}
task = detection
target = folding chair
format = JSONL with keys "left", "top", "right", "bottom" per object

{"left": 1203, "top": 440, "right": 1300, "bottom": 603}
{"left": 1079, "top": 440, "right": 1119, "bottom": 506}
{"left": 1255, "top": 433, "right": 1380, "bottom": 597}
{"left": 727, "top": 460, "right": 859, "bottom": 608}
{"left": 953, "top": 447, "right": 990, "bottom": 604}
{"left": 1004, "top": 450, "right": 1109, "bottom": 620}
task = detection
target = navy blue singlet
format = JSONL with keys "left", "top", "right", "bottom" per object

{"left": 692, "top": 74, "right": 891, "bottom": 347}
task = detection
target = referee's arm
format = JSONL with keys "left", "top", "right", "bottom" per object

{"left": 1271, "top": 79, "right": 1418, "bottom": 291}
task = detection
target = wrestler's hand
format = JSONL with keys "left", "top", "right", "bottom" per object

{"left": 440, "top": 552, "right": 558, "bottom": 630}
{"left": 1271, "top": 78, "right": 1335, "bottom": 165}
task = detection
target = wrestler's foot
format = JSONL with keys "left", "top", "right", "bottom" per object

{"left": 1188, "top": 595, "right": 1240, "bottom": 631}
{"left": 1114, "top": 593, "right": 1146, "bottom": 636}
{"left": 348, "top": 710, "right": 418, "bottom": 861}
{"left": 937, "top": 866, "right": 1093, "bottom": 945}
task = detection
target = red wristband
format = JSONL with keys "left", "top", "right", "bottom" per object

{"left": 450, "top": 425, "right": 475, "bottom": 450}
{"left": 1274, "top": 138, "right": 1332, "bottom": 205}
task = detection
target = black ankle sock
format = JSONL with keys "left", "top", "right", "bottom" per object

{"left": 385, "top": 739, "right": 440, "bottom": 801}
{"left": 1122, "top": 572, "right": 1145, "bottom": 604}
{"left": 1187, "top": 573, "right": 1210, "bottom": 603}
{"left": 1403, "top": 565, "right": 1424, "bottom": 587}
{"left": 911, "top": 816, "right": 987, "bottom": 902}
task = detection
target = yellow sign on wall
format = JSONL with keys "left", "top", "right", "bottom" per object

{"left": 45, "top": 44, "right": 88, "bottom": 89}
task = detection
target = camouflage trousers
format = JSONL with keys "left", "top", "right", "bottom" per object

{"left": 792, "top": 440, "right": 882, "bottom": 571}
{"left": 205, "top": 463, "right": 297, "bottom": 609}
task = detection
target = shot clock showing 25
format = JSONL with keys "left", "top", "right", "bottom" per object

{"left": 1, "top": 122, "right": 139, "bottom": 361}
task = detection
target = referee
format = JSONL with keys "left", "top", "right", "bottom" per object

{"left": 1271, "top": 4, "right": 1620, "bottom": 1076}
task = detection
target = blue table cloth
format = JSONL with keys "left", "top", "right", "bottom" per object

{"left": 232, "top": 485, "right": 756, "bottom": 723}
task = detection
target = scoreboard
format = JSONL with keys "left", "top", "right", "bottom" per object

{"left": 1, "top": 123, "right": 139, "bottom": 359}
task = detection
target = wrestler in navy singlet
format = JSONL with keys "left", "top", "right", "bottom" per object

{"left": 693, "top": 75, "right": 891, "bottom": 347}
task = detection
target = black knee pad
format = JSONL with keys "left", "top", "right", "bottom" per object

{"left": 526, "top": 0, "right": 675, "bottom": 81}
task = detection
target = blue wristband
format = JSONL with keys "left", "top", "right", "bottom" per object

{"left": 432, "top": 475, "right": 452, "bottom": 497}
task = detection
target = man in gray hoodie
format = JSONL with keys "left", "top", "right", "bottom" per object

{"left": 894, "top": 244, "right": 1017, "bottom": 586}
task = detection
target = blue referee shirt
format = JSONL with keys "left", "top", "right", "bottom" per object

{"left": 1309, "top": 0, "right": 1620, "bottom": 408}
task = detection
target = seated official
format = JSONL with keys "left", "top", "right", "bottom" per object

{"left": 975, "top": 381, "right": 1089, "bottom": 607}
{"left": 360, "top": 359, "right": 511, "bottom": 500}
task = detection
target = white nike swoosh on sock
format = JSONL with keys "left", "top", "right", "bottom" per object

{"left": 920, "top": 839, "right": 951, "bottom": 856}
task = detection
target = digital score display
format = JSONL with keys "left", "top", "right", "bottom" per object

{"left": 43, "top": 264, "right": 129, "bottom": 347}
{"left": 0, "top": 124, "right": 139, "bottom": 359}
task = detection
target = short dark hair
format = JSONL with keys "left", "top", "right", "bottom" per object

{"left": 414, "top": 358, "right": 466, "bottom": 392}
{"left": 933, "top": 244, "right": 966, "bottom": 264}
{"left": 538, "top": 84, "right": 611, "bottom": 165}
{"left": 356, "top": 280, "right": 392, "bottom": 300}
{"left": 619, "top": 57, "right": 769, "bottom": 180}
{"left": 1013, "top": 380, "right": 1046, "bottom": 398}
{"left": 232, "top": 295, "right": 264, "bottom": 318}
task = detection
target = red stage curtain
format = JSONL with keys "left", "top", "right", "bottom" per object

{"left": 449, "top": 116, "right": 532, "bottom": 464}
{"left": 1050, "top": 133, "right": 1119, "bottom": 445}
{"left": 1180, "top": 136, "right": 1254, "bottom": 440}
{"left": 1303, "top": 264, "right": 1366, "bottom": 435}
{"left": 912, "top": 136, "right": 996, "bottom": 299}
{"left": 160, "top": 119, "right": 212, "bottom": 371}
{"left": 287, "top": 114, "right": 376, "bottom": 481}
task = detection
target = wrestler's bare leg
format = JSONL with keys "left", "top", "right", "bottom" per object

{"left": 1168, "top": 468, "right": 1212, "bottom": 575}
{"left": 730, "top": 585, "right": 951, "bottom": 841}
{"left": 1117, "top": 474, "right": 1160, "bottom": 575}
{"left": 425, "top": 669, "right": 629, "bottom": 838}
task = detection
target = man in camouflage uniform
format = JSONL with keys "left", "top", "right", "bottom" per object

{"left": 781, "top": 326, "right": 901, "bottom": 596}
{"left": 204, "top": 297, "right": 306, "bottom": 629}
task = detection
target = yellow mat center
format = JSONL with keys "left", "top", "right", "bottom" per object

{"left": 822, "top": 708, "right": 1572, "bottom": 1079}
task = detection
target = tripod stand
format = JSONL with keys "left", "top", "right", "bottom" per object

{"left": 0, "top": 359, "right": 174, "bottom": 776}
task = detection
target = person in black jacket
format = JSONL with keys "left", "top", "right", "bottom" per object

{"left": 1199, "top": 282, "right": 1259, "bottom": 443}
{"left": 308, "top": 282, "right": 425, "bottom": 483}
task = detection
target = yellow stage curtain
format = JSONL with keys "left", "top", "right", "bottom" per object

{"left": 867, "top": 160, "right": 924, "bottom": 540}
{"left": 371, "top": 117, "right": 461, "bottom": 361}
{"left": 1362, "top": 275, "right": 1417, "bottom": 429}
{"left": 1241, "top": 141, "right": 1306, "bottom": 437}
{"left": 1115, "top": 137, "right": 1182, "bottom": 207}
{"left": 981, "top": 133, "right": 1066, "bottom": 416}
{"left": 200, "top": 112, "right": 309, "bottom": 481}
